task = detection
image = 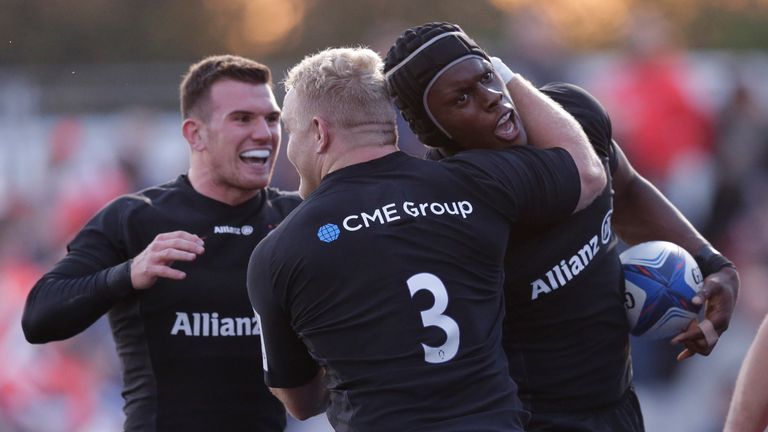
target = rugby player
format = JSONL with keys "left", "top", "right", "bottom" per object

{"left": 247, "top": 46, "right": 605, "bottom": 431}
{"left": 22, "top": 55, "right": 297, "bottom": 431}
{"left": 384, "top": 22, "right": 739, "bottom": 432}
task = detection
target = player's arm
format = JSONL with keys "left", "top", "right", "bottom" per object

{"left": 247, "top": 241, "right": 325, "bottom": 420}
{"left": 22, "top": 202, "right": 205, "bottom": 343}
{"left": 270, "top": 368, "right": 328, "bottom": 420}
{"left": 493, "top": 59, "right": 605, "bottom": 211}
{"left": 22, "top": 202, "right": 133, "bottom": 342}
{"left": 542, "top": 81, "right": 738, "bottom": 360}
{"left": 22, "top": 257, "right": 133, "bottom": 343}
{"left": 724, "top": 314, "right": 768, "bottom": 432}
{"left": 612, "top": 143, "right": 739, "bottom": 360}
{"left": 612, "top": 143, "right": 708, "bottom": 250}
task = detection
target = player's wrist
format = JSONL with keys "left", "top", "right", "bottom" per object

{"left": 490, "top": 56, "right": 515, "bottom": 84}
{"left": 107, "top": 260, "right": 137, "bottom": 299}
{"left": 694, "top": 244, "right": 736, "bottom": 277}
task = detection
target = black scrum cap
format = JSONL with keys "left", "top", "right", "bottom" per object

{"left": 384, "top": 22, "right": 489, "bottom": 148}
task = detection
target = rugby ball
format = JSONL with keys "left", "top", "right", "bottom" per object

{"left": 620, "top": 241, "right": 704, "bottom": 340}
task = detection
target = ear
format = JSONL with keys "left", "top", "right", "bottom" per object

{"left": 313, "top": 117, "right": 332, "bottom": 154}
{"left": 182, "top": 118, "right": 205, "bottom": 151}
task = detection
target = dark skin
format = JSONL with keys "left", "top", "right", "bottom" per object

{"left": 426, "top": 57, "right": 739, "bottom": 361}
{"left": 425, "top": 58, "right": 527, "bottom": 149}
{"left": 611, "top": 144, "right": 739, "bottom": 360}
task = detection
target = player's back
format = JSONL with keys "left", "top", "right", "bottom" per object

{"left": 258, "top": 151, "right": 528, "bottom": 431}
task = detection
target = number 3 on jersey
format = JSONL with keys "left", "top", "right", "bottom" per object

{"left": 407, "top": 273, "right": 460, "bottom": 364}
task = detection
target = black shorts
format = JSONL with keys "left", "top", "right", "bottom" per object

{"left": 525, "top": 388, "right": 645, "bottom": 432}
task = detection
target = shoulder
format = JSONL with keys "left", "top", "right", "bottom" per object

{"left": 442, "top": 147, "right": 576, "bottom": 199}
{"left": 262, "top": 191, "right": 345, "bottom": 253}
{"left": 263, "top": 197, "right": 312, "bottom": 242}
{"left": 540, "top": 82, "right": 610, "bottom": 131}
{"left": 264, "top": 187, "right": 303, "bottom": 216}
{"left": 249, "top": 203, "right": 308, "bottom": 272}
{"left": 89, "top": 177, "right": 183, "bottom": 225}
{"left": 539, "top": 82, "right": 606, "bottom": 115}
{"left": 111, "top": 178, "right": 181, "bottom": 212}
{"left": 448, "top": 146, "right": 568, "bottom": 172}
{"left": 540, "top": 82, "right": 616, "bottom": 164}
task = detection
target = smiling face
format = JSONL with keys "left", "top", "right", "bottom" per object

{"left": 192, "top": 79, "right": 281, "bottom": 198}
{"left": 425, "top": 57, "right": 527, "bottom": 150}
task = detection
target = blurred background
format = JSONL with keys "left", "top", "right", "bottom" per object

{"left": 1, "top": 0, "right": 767, "bottom": 430}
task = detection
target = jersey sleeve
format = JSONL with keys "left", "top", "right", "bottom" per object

{"left": 540, "top": 82, "right": 619, "bottom": 174}
{"left": 22, "top": 199, "right": 135, "bottom": 343}
{"left": 247, "top": 236, "right": 319, "bottom": 388}
{"left": 450, "top": 145, "right": 581, "bottom": 224}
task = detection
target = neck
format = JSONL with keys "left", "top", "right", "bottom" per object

{"left": 187, "top": 165, "right": 261, "bottom": 206}
{"left": 323, "top": 125, "right": 398, "bottom": 177}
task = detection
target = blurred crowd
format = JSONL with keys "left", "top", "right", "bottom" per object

{"left": 1, "top": 9, "right": 768, "bottom": 432}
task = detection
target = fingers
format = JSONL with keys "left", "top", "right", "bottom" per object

{"left": 677, "top": 337, "right": 711, "bottom": 361}
{"left": 490, "top": 56, "right": 515, "bottom": 84}
{"left": 151, "top": 240, "right": 205, "bottom": 259}
{"left": 670, "top": 267, "right": 738, "bottom": 361}
{"left": 130, "top": 231, "right": 205, "bottom": 289}
{"left": 155, "top": 230, "right": 205, "bottom": 244}
{"left": 671, "top": 319, "right": 700, "bottom": 345}
{"left": 692, "top": 291, "right": 706, "bottom": 306}
{"left": 671, "top": 319, "right": 717, "bottom": 362}
{"left": 150, "top": 265, "right": 188, "bottom": 281}
{"left": 153, "top": 231, "right": 206, "bottom": 255}
{"left": 147, "top": 234, "right": 205, "bottom": 264}
{"left": 699, "top": 319, "right": 720, "bottom": 347}
{"left": 696, "top": 269, "right": 738, "bottom": 338}
{"left": 677, "top": 348, "right": 695, "bottom": 362}
{"left": 156, "top": 248, "right": 200, "bottom": 263}
{"left": 693, "top": 273, "right": 720, "bottom": 305}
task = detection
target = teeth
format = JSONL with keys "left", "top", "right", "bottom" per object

{"left": 240, "top": 149, "right": 271, "bottom": 158}
{"left": 497, "top": 112, "right": 511, "bottom": 127}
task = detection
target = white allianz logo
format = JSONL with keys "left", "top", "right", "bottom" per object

{"left": 213, "top": 225, "right": 254, "bottom": 236}
{"left": 170, "top": 312, "right": 261, "bottom": 337}
{"left": 529, "top": 209, "right": 613, "bottom": 301}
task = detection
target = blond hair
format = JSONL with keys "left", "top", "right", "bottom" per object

{"left": 284, "top": 47, "right": 396, "bottom": 130}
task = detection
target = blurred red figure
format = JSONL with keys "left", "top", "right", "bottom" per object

{"left": 0, "top": 254, "right": 101, "bottom": 432}
{"left": 595, "top": 7, "right": 714, "bottom": 184}
{"left": 609, "top": 56, "right": 713, "bottom": 182}
{"left": 46, "top": 117, "right": 134, "bottom": 248}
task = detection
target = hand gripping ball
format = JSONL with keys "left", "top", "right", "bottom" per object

{"left": 621, "top": 241, "right": 704, "bottom": 340}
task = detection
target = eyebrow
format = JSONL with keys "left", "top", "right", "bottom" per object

{"left": 435, "top": 84, "right": 470, "bottom": 100}
{"left": 444, "top": 65, "right": 492, "bottom": 86}
{"left": 227, "top": 109, "right": 281, "bottom": 117}
{"left": 435, "top": 74, "right": 481, "bottom": 98}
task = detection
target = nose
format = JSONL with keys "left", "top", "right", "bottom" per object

{"left": 251, "top": 117, "right": 273, "bottom": 141}
{"left": 480, "top": 85, "right": 502, "bottom": 111}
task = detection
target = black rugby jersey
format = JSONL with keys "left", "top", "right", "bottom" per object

{"left": 501, "top": 83, "right": 630, "bottom": 413}
{"left": 248, "top": 148, "right": 580, "bottom": 432}
{"left": 22, "top": 175, "right": 299, "bottom": 431}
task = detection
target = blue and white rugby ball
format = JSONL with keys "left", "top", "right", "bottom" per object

{"left": 620, "top": 241, "right": 704, "bottom": 340}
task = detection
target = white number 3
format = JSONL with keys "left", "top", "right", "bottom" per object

{"left": 407, "top": 273, "right": 460, "bottom": 364}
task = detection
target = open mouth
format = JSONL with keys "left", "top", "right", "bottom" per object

{"left": 240, "top": 149, "right": 271, "bottom": 165}
{"left": 495, "top": 110, "right": 519, "bottom": 142}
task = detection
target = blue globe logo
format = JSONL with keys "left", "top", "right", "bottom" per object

{"left": 317, "top": 224, "right": 340, "bottom": 243}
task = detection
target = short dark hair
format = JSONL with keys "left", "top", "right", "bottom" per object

{"left": 384, "top": 22, "right": 489, "bottom": 149}
{"left": 180, "top": 55, "right": 272, "bottom": 119}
